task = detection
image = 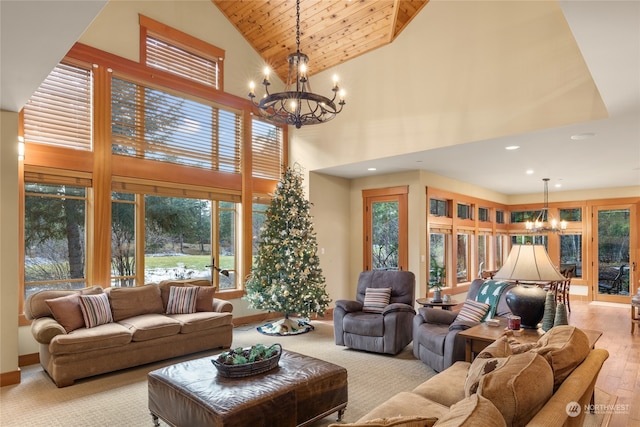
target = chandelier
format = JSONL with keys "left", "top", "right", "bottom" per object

{"left": 248, "top": 0, "right": 345, "bottom": 129}
{"left": 525, "top": 178, "right": 567, "bottom": 233}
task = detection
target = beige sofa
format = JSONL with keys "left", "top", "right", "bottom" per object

{"left": 331, "top": 326, "right": 609, "bottom": 427}
{"left": 24, "top": 279, "right": 233, "bottom": 387}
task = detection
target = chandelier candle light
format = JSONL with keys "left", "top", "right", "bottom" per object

{"left": 526, "top": 178, "right": 567, "bottom": 233}
{"left": 248, "top": 0, "right": 346, "bottom": 129}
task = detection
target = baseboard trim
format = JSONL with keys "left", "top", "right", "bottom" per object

{"left": 0, "top": 368, "right": 21, "bottom": 387}
{"left": 19, "top": 352, "right": 40, "bottom": 367}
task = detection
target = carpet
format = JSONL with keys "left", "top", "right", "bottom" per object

{"left": 0, "top": 321, "right": 434, "bottom": 426}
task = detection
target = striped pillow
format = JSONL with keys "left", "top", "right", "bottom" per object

{"left": 79, "top": 293, "right": 113, "bottom": 328}
{"left": 456, "top": 299, "right": 491, "bottom": 323}
{"left": 166, "top": 286, "right": 199, "bottom": 314}
{"left": 362, "top": 287, "right": 392, "bottom": 314}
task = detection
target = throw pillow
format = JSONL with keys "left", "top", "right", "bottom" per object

{"left": 327, "top": 416, "right": 437, "bottom": 427}
{"left": 79, "top": 293, "right": 113, "bottom": 328}
{"left": 166, "top": 286, "right": 199, "bottom": 314}
{"left": 108, "top": 285, "right": 164, "bottom": 321}
{"left": 475, "top": 352, "right": 554, "bottom": 426}
{"left": 195, "top": 286, "right": 216, "bottom": 312}
{"left": 531, "top": 325, "right": 590, "bottom": 390}
{"left": 434, "top": 394, "right": 506, "bottom": 427}
{"left": 362, "top": 287, "right": 392, "bottom": 314}
{"left": 46, "top": 293, "right": 85, "bottom": 333}
{"left": 456, "top": 299, "right": 490, "bottom": 323}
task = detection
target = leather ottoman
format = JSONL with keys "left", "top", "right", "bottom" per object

{"left": 148, "top": 350, "right": 348, "bottom": 427}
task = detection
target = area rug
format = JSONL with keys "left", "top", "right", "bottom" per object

{"left": 0, "top": 321, "right": 434, "bottom": 427}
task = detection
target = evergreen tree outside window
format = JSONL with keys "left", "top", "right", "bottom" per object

{"left": 24, "top": 183, "right": 87, "bottom": 299}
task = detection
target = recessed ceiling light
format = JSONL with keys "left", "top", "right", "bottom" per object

{"left": 526, "top": 169, "right": 534, "bottom": 175}
{"left": 505, "top": 145, "right": 520, "bottom": 150}
{"left": 367, "top": 167, "right": 377, "bottom": 171}
{"left": 570, "top": 132, "right": 596, "bottom": 140}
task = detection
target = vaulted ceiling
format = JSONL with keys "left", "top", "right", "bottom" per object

{"left": 212, "top": 0, "right": 428, "bottom": 82}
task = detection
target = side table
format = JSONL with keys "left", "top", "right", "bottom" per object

{"left": 415, "top": 298, "right": 458, "bottom": 310}
{"left": 458, "top": 317, "right": 603, "bottom": 362}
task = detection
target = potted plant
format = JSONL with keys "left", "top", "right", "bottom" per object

{"left": 429, "top": 257, "right": 445, "bottom": 303}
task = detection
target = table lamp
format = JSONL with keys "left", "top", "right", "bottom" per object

{"left": 493, "top": 244, "right": 565, "bottom": 328}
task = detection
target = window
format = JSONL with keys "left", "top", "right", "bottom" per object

{"left": 252, "top": 119, "right": 284, "bottom": 180}
{"left": 457, "top": 203, "right": 473, "bottom": 220}
{"left": 496, "top": 210, "right": 505, "bottom": 224}
{"left": 456, "top": 233, "right": 470, "bottom": 283}
{"left": 495, "top": 235, "right": 504, "bottom": 269}
{"left": 560, "top": 234, "right": 582, "bottom": 278}
{"left": 111, "top": 192, "right": 136, "bottom": 287}
{"left": 478, "top": 234, "right": 488, "bottom": 273}
{"left": 429, "top": 198, "right": 449, "bottom": 217}
{"left": 111, "top": 77, "right": 241, "bottom": 172}
{"left": 511, "top": 234, "right": 547, "bottom": 246}
{"left": 24, "top": 183, "right": 87, "bottom": 300}
{"left": 22, "top": 61, "right": 93, "bottom": 151}
{"left": 478, "top": 207, "right": 490, "bottom": 222}
{"left": 252, "top": 202, "right": 269, "bottom": 256}
{"left": 141, "top": 14, "right": 224, "bottom": 89}
{"left": 217, "top": 201, "right": 238, "bottom": 290}
{"left": 511, "top": 210, "right": 539, "bottom": 224}
{"left": 560, "top": 208, "right": 582, "bottom": 222}
{"left": 429, "top": 232, "right": 448, "bottom": 287}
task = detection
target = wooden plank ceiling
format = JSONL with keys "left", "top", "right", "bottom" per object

{"left": 212, "top": 0, "right": 429, "bottom": 81}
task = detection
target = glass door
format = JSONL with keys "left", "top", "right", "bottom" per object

{"left": 362, "top": 187, "right": 408, "bottom": 271}
{"left": 593, "top": 205, "right": 636, "bottom": 302}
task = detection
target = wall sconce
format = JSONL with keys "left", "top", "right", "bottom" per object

{"left": 18, "top": 136, "right": 25, "bottom": 161}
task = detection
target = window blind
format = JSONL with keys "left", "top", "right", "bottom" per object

{"left": 111, "top": 77, "right": 241, "bottom": 173}
{"left": 252, "top": 119, "right": 283, "bottom": 180}
{"left": 146, "top": 36, "right": 219, "bottom": 89}
{"left": 23, "top": 62, "right": 93, "bottom": 151}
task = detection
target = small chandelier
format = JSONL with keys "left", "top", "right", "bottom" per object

{"left": 248, "top": 0, "right": 345, "bottom": 129}
{"left": 526, "top": 178, "right": 567, "bottom": 233}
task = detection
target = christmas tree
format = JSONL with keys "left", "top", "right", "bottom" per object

{"left": 244, "top": 166, "right": 331, "bottom": 335}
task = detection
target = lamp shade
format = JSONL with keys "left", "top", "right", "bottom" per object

{"left": 493, "top": 244, "right": 565, "bottom": 283}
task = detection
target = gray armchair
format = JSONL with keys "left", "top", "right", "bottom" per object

{"left": 334, "top": 270, "right": 416, "bottom": 355}
{"left": 412, "top": 278, "right": 514, "bottom": 372}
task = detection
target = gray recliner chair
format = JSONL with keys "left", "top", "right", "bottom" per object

{"left": 334, "top": 270, "right": 416, "bottom": 355}
{"left": 412, "top": 278, "right": 514, "bottom": 372}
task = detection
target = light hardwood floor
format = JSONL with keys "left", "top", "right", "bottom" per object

{"left": 568, "top": 299, "right": 640, "bottom": 426}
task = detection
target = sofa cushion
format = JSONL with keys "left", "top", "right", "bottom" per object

{"left": 49, "top": 322, "right": 132, "bottom": 355}
{"left": 46, "top": 294, "right": 85, "bottom": 333}
{"left": 434, "top": 394, "right": 506, "bottom": 427}
{"left": 166, "top": 286, "right": 199, "bottom": 314}
{"left": 412, "top": 361, "right": 469, "bottom": 407}
{"left": 168, "top": 311, "right": 233, "bottom": 334}
{"left": 79, "top": 293, "right": 113, "bottom": 328}
{"left": 356, "top": 391, "right": 450, "bottom": 422}
{"left": 531, "top": 325, "right": 591, "bottom": 390}
{"left": 474, "top": 352, "right": 554, "bottom": 426}
{"left": 195, "top": 286, "right": 216, "bottom": 312}
{"left": 456, "top": 299, "right": 490, "bottom": 323}
{"left": 330, "top": 416, "right": 437, "bottom": 427}
{"left": 118, "top": 314, "right": 182, "bottom": 342}
{"left": 363, "top": 287, "right": 392, "bottom": 313}
{"left": 108, "top": 285, "right": 164, "bottom": 321}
